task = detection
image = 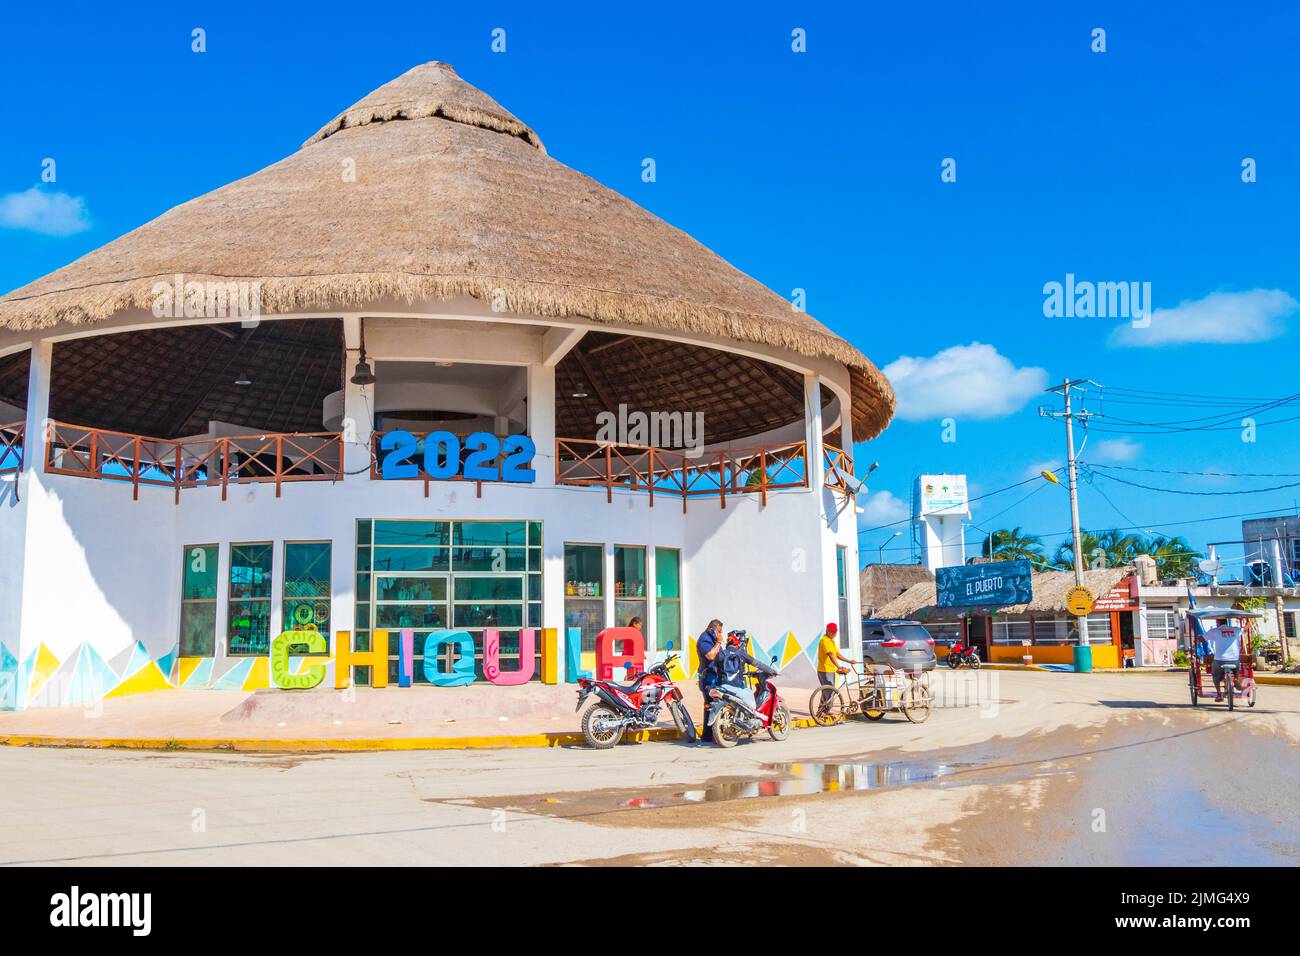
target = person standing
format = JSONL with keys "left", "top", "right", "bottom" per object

{"left": 815, "top": 622, "right": 857, "bottom": 709}
{"left": 695, "top": 619, "right": 724, "bottom": 742}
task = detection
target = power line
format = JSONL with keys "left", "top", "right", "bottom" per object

{"left": 1086, "top": 463, "right": 1300, "bottom": 479}
{"left": 852, "top": 473, "right": 1055, "bottom": 538}
{"left": 1088, "top": 469, "right": 1300, "bottom": 497}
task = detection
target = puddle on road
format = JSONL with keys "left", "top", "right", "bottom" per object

{"left": 444, "top": 756, "right": 969, "bottom": 820}
{"left": 678, "top": 760, "right": 957, "bottom": 802}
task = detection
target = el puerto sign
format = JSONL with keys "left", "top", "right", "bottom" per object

{"left": 936, "top": 559, "right": 1034, "bottom": 608}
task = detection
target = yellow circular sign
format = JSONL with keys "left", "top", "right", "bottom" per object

{"left": 1066, "top": 585, "right": 1096, "bottom": 617}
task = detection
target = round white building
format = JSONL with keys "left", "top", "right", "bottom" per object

{"left": 0, "top": 62, "right": 894, "bottom": 708}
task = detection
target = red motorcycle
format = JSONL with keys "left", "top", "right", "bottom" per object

{"left": 576, "top": 653, "right": 696, "bottom": 748}
{"left": 707, "top": 659, "right": 791, "bottom": 747}
{"left": 945, "top": 640, "right": 981, "bottom": 670}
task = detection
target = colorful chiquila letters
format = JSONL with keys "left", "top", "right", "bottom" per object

{"left": 269, "top": 630, "right": 329, "bottom": 689}
{"left": 273, "top": 626, "right": 638, "bottom": 691}
{"left": 482, "top": 628, "right": 536, "bottom": 685}
{"left": 594, "top": 626, "right": 645, "bottom": 680}
{"left": 422, "top": 629, "right": 477, "bottom": 686}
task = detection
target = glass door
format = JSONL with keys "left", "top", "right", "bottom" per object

{"left": 372, "top": 573, "right": 450, "bottom": 681}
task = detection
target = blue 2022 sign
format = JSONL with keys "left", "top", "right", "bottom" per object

{"left": 380, "top": 431, "right": 537, "bottom": 483}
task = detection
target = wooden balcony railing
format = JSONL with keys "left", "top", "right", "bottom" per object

{"left": 0, "top": 421, "right": 23, "bottom": 477}
{"left": 822, "top": 444, "right": 855, "bottom": 495}
{"left": 43, "top": 422, "right": 343, "bottom": 503}
{"left": 555, "top": 438, "right": 831, "bottom": 510}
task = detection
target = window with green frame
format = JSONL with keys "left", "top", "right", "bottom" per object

{"left": 654, "top": 547, "right": 681, "bottom": 652}
{"left": 564, "top": 542, "right": 604, "bottom": 651}
{"left": 355, "top": 519, "right": 543, "bottom": 684}
{"left": 284, "top": 541, "right": 331, "bottom": 649}
{"left": 614, "top": 545, "right": 647, "bottom": 632}
{"left": 179, "top": 544, "right": 219, "bottom": 656}
{"left": 228, "top": 542, "right": 273, "bottom": 655}
{"left": 836, "top": 545, "right": 849, "bottom": 647}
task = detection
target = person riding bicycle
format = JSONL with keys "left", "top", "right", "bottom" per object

{"left": 1204, "top": 615, "right": 1243, "bottom": 702}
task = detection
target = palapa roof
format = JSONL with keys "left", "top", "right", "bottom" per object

{"left": 876, "top": 566, "right": 1134, "bottom": 620}
{"left": 859, "top": 563, "right": 934, "bottom": 615}
{"left": 0, "top": 62, "right": 894, "bottom": 439}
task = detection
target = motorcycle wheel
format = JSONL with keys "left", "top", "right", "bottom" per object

{"left": 946, "top": 655, "right": 959, "bottom": 670}
{"left": 581, "top": 704, "right": 625, "bottom": 749}
{"left": 768, "top": 703, "right": 791, "bottom": 741}
{"left": 969, "top": 655, "right": 981, "bottom": 671}
{"left": 670, "top": 700, "right": 698, "bottom": 742}
{"left": 713, "top": 703, "right": 741, "bottom": 748}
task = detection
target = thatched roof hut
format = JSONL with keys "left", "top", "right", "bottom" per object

{"left": 876, "top": 567, "right": 1133, "bottom": 620}
{"left": 859, "top": 563, "right": 934, "bottom": 616}
{"left": 0, "top": 61, "right": 894, "bottom": 440}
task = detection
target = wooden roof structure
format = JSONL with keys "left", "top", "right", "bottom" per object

{"left": 0, "top": 319, "right": 824, "bottom": 442}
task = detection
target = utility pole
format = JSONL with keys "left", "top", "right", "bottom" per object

{"left": 1040, "top": 378, "right": 1098, "bottom": 648}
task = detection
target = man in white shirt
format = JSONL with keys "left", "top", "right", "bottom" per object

{"left": 1204, "top": 617, "right": 1242, "bottom": 702}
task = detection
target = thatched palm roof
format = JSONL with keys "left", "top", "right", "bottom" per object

{"left": 860, "top": 563, "right": 935, "bottom": 615}
{"left": 877, "top": 567, "right": 1134, "bottom": 619}
{"left": 0, "top": 62, "right": 894, "bottom": 439}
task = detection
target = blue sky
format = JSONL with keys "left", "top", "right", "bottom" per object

{"left": 3, "top": 0, "right": 1298, "bottom": 570}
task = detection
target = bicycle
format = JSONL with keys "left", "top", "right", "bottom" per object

{"left": 809, "top": 662, "right": 933, "bottom": 725}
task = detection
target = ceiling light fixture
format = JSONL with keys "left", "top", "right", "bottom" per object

{"left": 350, "top": 319, "right": 376, "bottom": 387}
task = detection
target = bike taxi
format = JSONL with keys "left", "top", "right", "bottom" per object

{"left": 1187, "top": 607, "right": 1261, "bottom": 711}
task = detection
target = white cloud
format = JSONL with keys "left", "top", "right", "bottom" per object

{"left": 1109, "top": 289, "right": 1296, "bottom": 348}
{"left": 883, "top": 342, "right": 1048, "bottom": 422}
{"left": 858, "top": 490, "right": 909, "bottom": 527}
{"left": 1090, "top": 438, "right": 1141, "bottom": 463}
{"left": 0, "top": 186, "right": 92, "bottom": 236}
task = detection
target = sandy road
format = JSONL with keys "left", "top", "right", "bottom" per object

{"left": 1, "top": 670, "right": 1297, "bottom": 866}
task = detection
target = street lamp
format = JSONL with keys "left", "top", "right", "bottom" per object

{"left": 877, "top": 530, "right": 902, "bottom": 564}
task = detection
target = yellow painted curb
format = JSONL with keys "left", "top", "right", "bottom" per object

{"left": 1251, "top": 674, "right": 1300, "bottom": 687}
{"left": 0, "top": 727, "right": 684, "bottom": 753}
{"left": 0, "top": 719, "right": 832, "bottom": 754}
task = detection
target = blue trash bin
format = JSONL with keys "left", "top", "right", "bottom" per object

{"left": 1073, "top": 645, "right": 1093, "bottom": 673}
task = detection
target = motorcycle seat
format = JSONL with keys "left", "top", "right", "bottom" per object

{"left": 605, "top": 676, "right": 647, "bottom": 694}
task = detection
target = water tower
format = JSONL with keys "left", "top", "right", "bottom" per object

{"left": 914, "top": 474, "right": 969, "bottom": 572}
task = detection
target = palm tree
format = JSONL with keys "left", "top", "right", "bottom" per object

{"left": 1055, "top": 530, "right": 1138, "bottom": 567}
{"left": 1142, "top": 534, "right": 1203, "bottom": 579}
{"left": 982, "top": 527, "right": 1047, "bottom": 564}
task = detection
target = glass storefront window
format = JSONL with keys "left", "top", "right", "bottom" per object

{"left": 614, "top": 545, "right": 646, "bottom": 632}
{"left": 284, "top": 542, "right": 331, "bottom": 648}
{"left": 655, "top": 547, "right": 681, "bottom": 652}
{"left": 565, "top": 543, "right": 604, "bottom": 651}
{"left": 357, "top": 519, "right": 543, "bottom": 683}
{"left": 229, "top": 542, "right": 272, "bottom": 655}
{"left": 179, "top": 544, "right": 219, "bottom": 656}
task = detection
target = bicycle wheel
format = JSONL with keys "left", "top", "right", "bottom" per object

{"left": 809, "top": 686, "right": 845, "bottom": 726}
{"left": 901, "top": 683, "right": 932, "bottom": 723}
{"left": 1227, "top": 670, "right": 1235, "bottom": 711}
